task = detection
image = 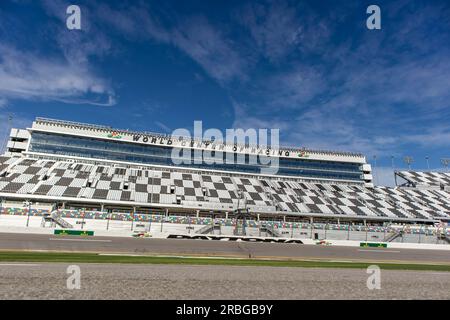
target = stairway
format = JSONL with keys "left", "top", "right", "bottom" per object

{"left": 384, "top": 229, "right": 402, "bottom": 242}
{"left": 50, "top": 211, "right": 73, "bottom": 229}
{"left": 260, "top": 225, "right": 281, "bottom": 237}
{"left": 197, "top": 223, "right": 221, "bottom": 234}
{"left": 437, "top": 233, "right": 450, "bottom": 244}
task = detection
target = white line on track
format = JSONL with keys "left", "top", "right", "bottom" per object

{"left": 0, "top": 264, "right": 41, "bottom": 267}
{"left": 358, "top": 249, "right": 401, "bottom": 253}
{"left": 99, "top": 254, "right": 142, "bottom": 257}
{"left": 49, "top": 238, "right": 112, "bottom": 242}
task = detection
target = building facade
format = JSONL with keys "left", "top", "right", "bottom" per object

{"left": 6, "top": 118, "right": 373, "bottom": 185}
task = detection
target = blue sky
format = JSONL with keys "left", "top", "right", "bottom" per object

{"left": 0, "top": 0, "right": 449, "bottom": 185}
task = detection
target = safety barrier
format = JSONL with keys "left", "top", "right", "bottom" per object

{"left": 54, "top": 229, "right": 94, "bottom": 236}
{"left": 360, "top": 242, "right": 388, "bottom": 248}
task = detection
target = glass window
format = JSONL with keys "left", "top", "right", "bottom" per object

{"left": 29, "top": 132, "right": 364, "bottom": 181}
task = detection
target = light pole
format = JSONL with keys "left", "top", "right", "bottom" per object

{"left": 403, "top": 156, "right": 414, "bottom": 170}
{"left": 425, "top": 156, "right": 430, "bottom": 170}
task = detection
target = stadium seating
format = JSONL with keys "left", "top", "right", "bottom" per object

{"left": 396, "top": 171, "right": 450, "bottom": 188}
{"left": 1, "top": 156, "right": 450, "bottom": 222}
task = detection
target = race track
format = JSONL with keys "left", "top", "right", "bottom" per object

{"left": 0, "top": 233, "right": 449, "bottom": 264}
{"left": 1, "top": 263, "right": 449, "bottom": 299}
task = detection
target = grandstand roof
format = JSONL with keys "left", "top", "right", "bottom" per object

{"left": 33, "top": 117, "right": 365, "bottom": 159}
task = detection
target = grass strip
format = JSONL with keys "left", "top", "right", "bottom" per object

{"left": 0, "top": 251, "right": 449, "bottom": 271}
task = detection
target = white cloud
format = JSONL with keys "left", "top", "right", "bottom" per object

{"left": 0, "top": 0, "right": 117, "bottom": 107}
{"left": 0, "top": 45, "right": 115, "bottom": 106}
{"left": 94, "top": 3, "right": 248, "bottom": 85}
{"left": 235, "top": 1, "right": 331, "bottom": 62}
{"left": 228, "top": 1, "right": 450, "bottom": 157}
{"left": 170, "top": 16, "right": 248, "bottom": 84}
{"left": 154, "top": 121, "right": 171, "bottom": 133}
{"left": 0, "top": 98, "right": 7, "bottom": 108}
{"left": 4, "top": 0, "right": 446, "bottom": 164}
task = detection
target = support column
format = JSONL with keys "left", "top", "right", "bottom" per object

{"left": 347, "top": 221, "right": 351, "bottom": 240}
{"left": 364, "top": 219, "right": 368, "bottom": 242}
{"left": 131, "top": 207, "right": 135, "bottom": 231}
{"left": 196, "top": 210, "right": 200, "bottom": 218}
{"left": 162, "top": 209, "right": 167, "bottom": 232}
{"left": 106, "top": 212, "right": 110, "bottom": 231}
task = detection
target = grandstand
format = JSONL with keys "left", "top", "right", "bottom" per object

{"left": 0, "top": 118, "right": 449, "bottom": 243}
{"left": 395, "top": 171, "right": 450, "bottom": 190}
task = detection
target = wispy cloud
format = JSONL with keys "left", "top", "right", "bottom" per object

{"left": 0, "top": 45, "right": 115, "bottom": 106}
{"left": 235, "top": 1, "right": 331, "bottom": 62}
{"left": 0, "top": 0, "right": 117, "bottom": 107}
{"left": 170, "top": 16, "right": 249, "bottom": 84}
{"left": 1, "top": 0, "right": 448, "bottom": 181}
{"left": 0, "top": 98, "right": 7, "bottom": 109}
{"left": 154, "top": 121, "right": 171, "bottom": 133}
{"left": 94, "top": 3, "right": 249, "bottom": 84}
{"left": 229, "top": 0, "right": 450, "bottom": 159}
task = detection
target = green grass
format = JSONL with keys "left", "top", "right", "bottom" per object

{"left": 0, "top": 251, "right": 449, "bottom": 271}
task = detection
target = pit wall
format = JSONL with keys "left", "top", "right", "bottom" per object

{"left": 1, "top": 215, "right": 449, "bottom": 250}
{"left": 0, "top": 207, "right": 449, "bottom": 241}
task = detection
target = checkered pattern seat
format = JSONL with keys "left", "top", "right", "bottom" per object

{"left": 0, "top": 156, "right": 449, "bottom": 221}
{"left": 397, "top": 171, "right": 450, "bottom": 187}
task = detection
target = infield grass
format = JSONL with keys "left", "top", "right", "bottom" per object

{"left": 0, "top": 251, "right": 449, "bottom": 271}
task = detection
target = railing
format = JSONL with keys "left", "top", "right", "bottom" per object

{"left": 50, "top": 211, "right": 73, "bottom": 229}
{"left": 197, "top": 224, "right": 214, "bottom": 234}
{"left": 260, "top": 225, "right": 281, "bottom": 237}
{"left": 384, "top": 229, "right": 401, "bottom": 242}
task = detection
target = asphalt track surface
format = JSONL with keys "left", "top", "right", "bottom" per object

{"left": 0, "top": 233, "right": 449, "bottom": 264}
{"left": 1, "top": 263, "right": 449, "bottom": 299}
